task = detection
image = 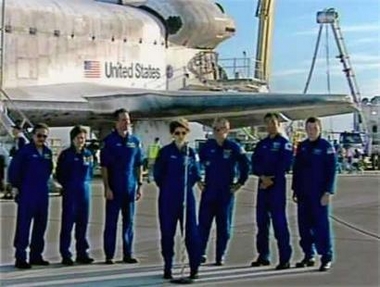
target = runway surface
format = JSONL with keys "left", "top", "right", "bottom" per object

{"left": 1, "top": 174, "right": 379, "bottom": 287}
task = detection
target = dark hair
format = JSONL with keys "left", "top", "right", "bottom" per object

{"left": 264, "top": 112, "right": 280, "bottom": 121}
{"left": 32, "top": 123, "right": 49, "bottom": 134}
{"left": 169, "top": 118, "right": 190, "bottom": 134}
{"left": 113, "top": 108, "right": 128, "bottom": 121}
{"left": 70, "top": 125, "right": 87, "bottom": 141}
{"left": 305, "top": 116, "right": 322, "bottom": 128}
{"left": 154, "top": 137, "right": 160, "bottom": 141}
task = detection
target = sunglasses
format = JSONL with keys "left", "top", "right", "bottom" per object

{"left": 36, "top": 134, "right": 48, "bottom": 139}
{"left": 174, "top": 131, "right": 187, "bottom": 136}
{"left": 213, "top": 127, "right": 227, "bottom": 132}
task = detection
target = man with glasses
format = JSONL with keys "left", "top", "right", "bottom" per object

{"left": 250, "top": 113, "right": 293, "bottom": 270}
{"left": 8, "top": 123, "right": 53, "bottom": 269}
{"left": 100, "top": 108, "right": 144, "bottom": 264}
{"left": 198, "top": 118, "right": 249, "bottom": 266}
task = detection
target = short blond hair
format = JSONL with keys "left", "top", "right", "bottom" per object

{"left": 212, "top": 118, "right": 230, "bottom": 129}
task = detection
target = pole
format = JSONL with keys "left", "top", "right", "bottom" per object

{"left": 0, "top": 0, "right": 6, "bottom": 91}
{"left": 303, "top": 24, "right": 323, "bottom": 94}
{"left": 171, "top": 144, "right": 193, "bottom": 284}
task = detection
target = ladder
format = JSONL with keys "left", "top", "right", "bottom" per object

{"left": 328, "top": 12, "right": 363, "bottom": 132}
{"left": 0, "top": 90, "right": 34, "bottom": 139}
{"left": 327, "top": 12, "right": 361, "bottom": 105}
{"left": 0, "top": 0, "right": 33, "bottom": 141}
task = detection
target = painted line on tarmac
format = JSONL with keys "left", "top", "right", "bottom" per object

{"left": 0, "top": 268, "right": 160, "bottom": 287}
{"left": 195, "top": 267, "right": 312, "bottom": 285}
{"left": 1, "top": 265, "right": 313, "bottom": 287}
{"left": 0, "top": 263, "right": 161, "bottom": 279}
{"left": 331, "top": 215, "right": 380, "bottom": 240}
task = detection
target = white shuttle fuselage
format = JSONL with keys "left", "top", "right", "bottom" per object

{"left": 3, "top": 0, "right": 234, "bottom": 92}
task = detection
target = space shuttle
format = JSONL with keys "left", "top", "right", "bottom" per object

{"left": 0, "top": 0, "right": 355, "bottom": 143}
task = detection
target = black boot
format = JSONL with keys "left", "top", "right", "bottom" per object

{"left": 163, "top": 270, "right": 173, "bottom": 279}
{"left": 319, "top": 261, "right": 332, "bottom": 272}
{"left": 251, "top": 258, "right": 270, "bottom": 267}
{"left": 189, "top": 269, "right": 199, "bottom": 280}
{"left": 105, "top": 258, "right": 114, "bottom": 264}
{"left": 30, "top": 258, "right": 50, "bottom": 265}
{"left": 15, "top": 260, "right": 31, "bottom": 269}
{"left": 62, "top": 257, "right": 74, "bottom": 266}
{"left": 123, "top": 256, "right": 138, "bottom": 264}
{"left": 76, "top": 256, "right": 94, "bottom": 264}
{"left": 275, "top": 262, "right": 291, "bottom": 270}
{"left": 295, "top": 258, "right": 315, "bottom": 268}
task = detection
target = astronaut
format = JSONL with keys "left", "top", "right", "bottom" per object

{"left": 9, "top": 123, "right": 53, "bottom": 269}
{"left": 56, "top": 125, "right": 94, "bottom": 265}
{"left": 292, "top": 117, "right": 337, "bottom": 272}
{"left": 250, "top": 113, "right": 293, "bottom": 270}
{"left": 100, "top": 109, "right": 144, "bottom": 264}
{"left": 198, "top": 118, "right": 249, "bottom": 265}
{"left": 154, "top": 118, "right": 202, "bottom": 280}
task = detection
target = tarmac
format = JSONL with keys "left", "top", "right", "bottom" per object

{"left": 0, "top": 173, "right": 379, "bottom": 287}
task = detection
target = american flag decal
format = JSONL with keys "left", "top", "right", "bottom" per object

{"left": 84, "top": 60, "right": 101, "bottom": 78}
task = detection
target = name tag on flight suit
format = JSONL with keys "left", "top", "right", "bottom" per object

{"left": 223, "top": 149, "right": 231, "bottom": 159}
{"left": 271, "top": 142, "right": 281, "bottom": 151}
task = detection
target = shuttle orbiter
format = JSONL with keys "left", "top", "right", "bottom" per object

{"left": 0, "top": 0, "right": 355, "bottom": 143}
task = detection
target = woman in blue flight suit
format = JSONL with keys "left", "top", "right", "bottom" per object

{"left": 292, "top": 117, "right": 337, "bottom": 272}
{"left": 8, "top": 123, "right": 53, "bottom": 269}
{"left": 154, "top": 118, "right": 202, "bottom": 280}
{"left": 56, "top": 126, "right": 94, "bottom": 266}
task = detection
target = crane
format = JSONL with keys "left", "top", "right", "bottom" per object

{"left": 254, "top": 0, "right": 275, "bottom": 85}
{"left": 304, "top": 8, "right": 364, "bottom": 133}
{"left": 305, "top": 9, "right": 371, "bottom": 157}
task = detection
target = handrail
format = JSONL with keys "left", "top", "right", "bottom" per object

{"left": 0, "top": 89, "right": 33, "bottom": 129}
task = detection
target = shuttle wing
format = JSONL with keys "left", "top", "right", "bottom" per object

{"left": 3, "top": 83, "right": 356, "bottom": 127}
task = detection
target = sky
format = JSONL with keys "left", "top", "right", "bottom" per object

{"left": 216, "top": 0, "right": 380, "bottom": 131}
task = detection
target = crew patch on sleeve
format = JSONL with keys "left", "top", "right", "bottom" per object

{"left": 239, "top": 146, "right": 246, "bottom": 154}
{"left": 285, "top": 142, "right": 293, "bottom": 151}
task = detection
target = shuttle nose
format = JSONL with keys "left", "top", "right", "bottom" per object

{"left": 216, "top": 15, "right": 236, "bottom": 39}
{"left": 141, "top": 0, "right": 236, "bottom": 49}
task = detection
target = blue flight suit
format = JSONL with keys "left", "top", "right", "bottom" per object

{"left": 56, "top": 146, "right": 93, "bottom": 260}
{"left": 154, "top": 142, "right": 202, "bottom": 274}
{"left": 198, "top": 139, "right": 249, "bottom": 262}
{"left": 251, "top": 134, "right": 293, "bottom": 264}
{"left": 100, "top": 131, "right": 143, "bottom": 260}
{"left": 8, "top": 143, "right": 53, "bottom": 262}
{"left": 292, "top": 137, "right": 337, "bottom": 263}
